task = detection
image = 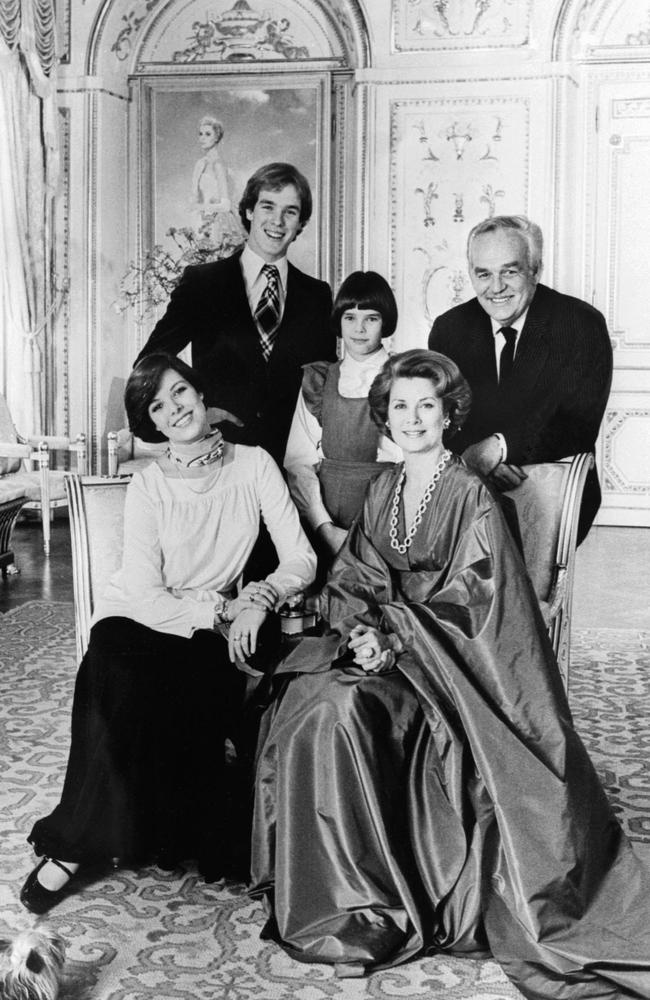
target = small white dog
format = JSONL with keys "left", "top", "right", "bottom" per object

{"left": 0, "top": 928, "right": 65, "bottom": 1000}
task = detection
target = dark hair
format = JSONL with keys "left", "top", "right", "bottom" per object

{"left": 125, "top": 354, "right": 205, "bottom": 443}
{"left": 331, "top": 271, "right": 398, "bottom": 340}
{"left": 238, "top": 162, "right": 312, "bottom": 233}
{"left": 368, "top": 349, "right": 471, "bottom": 440}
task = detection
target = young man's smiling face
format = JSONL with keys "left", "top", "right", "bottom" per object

{"left": 468, "top": 228, "right": 539, "bottom": 327}
{"left": 246, "top": 184, "right": 302, "bottom": 263}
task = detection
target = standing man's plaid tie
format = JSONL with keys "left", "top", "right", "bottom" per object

{"left": 255, "top": 263, "right": 281, "bottom": 360}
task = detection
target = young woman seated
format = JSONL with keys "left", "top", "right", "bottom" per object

{"left": 20, "top": 353, "right": 315, "bottom": 914}
{"left": 250, "top": 349, "right": 650, "bottom": 1000}
{"left": 283, "top": 270, "right": 402, "bottom": 564}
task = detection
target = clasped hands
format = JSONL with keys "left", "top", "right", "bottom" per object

{"left": 226, "top": 580, "right": 278, "bottom": 664}
{"left": 348, "top": 625, "right": 400, "bottom": 674}
{"left": 462, "top": 438, "right": 528, "bottom": 491}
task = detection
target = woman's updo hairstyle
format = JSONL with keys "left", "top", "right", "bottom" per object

{"left": 199, "top": 115, "right": 224, "bottom": 145}
{"left": 125, "top": 354, "right": 205, "bottom": 444}
{"left": 368, "top": 349, "right": 471, "bottom": 440}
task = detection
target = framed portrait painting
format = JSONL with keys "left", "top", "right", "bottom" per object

{"left": 136, "top": 71, "right": 332, "bottom": 282}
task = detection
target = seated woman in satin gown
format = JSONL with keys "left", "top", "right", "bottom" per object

{"left": 284, "top": 271, "right": 402, "bottom": 565}
{"left": 250, "top": 349, "right": 650, "bottom": 1000}
{"left": 20, "top": 353, "right": 315, "bottom": 915}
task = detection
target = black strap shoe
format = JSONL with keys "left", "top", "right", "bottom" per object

{"left": 20, "top": 857, "right": 75, "bottom": 915}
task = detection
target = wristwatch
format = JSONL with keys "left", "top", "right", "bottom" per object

{"left": 213, "top": 597, "right": 231, "bottom": 628}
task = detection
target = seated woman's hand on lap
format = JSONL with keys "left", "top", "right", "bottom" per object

{"left": 348, "top": 624, "right": 399, "bottom": 673}
{"left": 228, "top": 607, "right": 269, "bottom": 663}
{"left": 230, "top": 580, "right": 279, "bottom": 616}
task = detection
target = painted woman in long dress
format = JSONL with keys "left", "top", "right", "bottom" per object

{"left": 191, "top": 115, "right": 245, "bottom": 249}
{"left": 251, "top": 348, "right": 650, "bottom": 1000}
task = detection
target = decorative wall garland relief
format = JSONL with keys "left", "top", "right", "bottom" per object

{"left": 393, "top": 98, "right": 528, "bottom": 340}
{"left": 109, "top": 0, "right": 335, "bottom": 66}
{"left": 170, "top": 3, "right": 311, "bottom": 64}
{"left": 414, "top": 182, "right": 439, "bottom": 227}
{"left": 394, "top": 0, "right": 531, "bottom": 52}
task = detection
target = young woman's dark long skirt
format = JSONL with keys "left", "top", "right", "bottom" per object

{"left": 28, "top": 617, "right": 247, "bottom": 877}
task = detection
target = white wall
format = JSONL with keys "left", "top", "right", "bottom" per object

{"left": 50, "top": 0, "right": 650, "bottom": 524}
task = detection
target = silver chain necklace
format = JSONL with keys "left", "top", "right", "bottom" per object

{"left": 389, "top": 450, "right": 451, "bottom": 554}
{"left": 167, "top": 454, "right": 223, "bottom": 495}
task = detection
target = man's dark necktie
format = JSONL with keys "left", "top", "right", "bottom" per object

{"left": 499, "top": 326, "right": 517, "bottom": 383}
{"left": 255, "top": 264, "right": 281, "bottom": 361}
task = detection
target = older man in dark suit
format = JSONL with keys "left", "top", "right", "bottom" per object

{"left": 428, "top": 214, "right": 612, "bottom": 542}
{"left": 136, "top": 162, "right": 334, "bottom": 465}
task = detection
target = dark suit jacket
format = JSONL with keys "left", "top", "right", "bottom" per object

{"left": 136, "top": 250, "right": 334, "bottom": 464}
{"left": 428, "top": 283, "right": 613, "bottom": 539}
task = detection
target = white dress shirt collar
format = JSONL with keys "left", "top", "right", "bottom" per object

{"left": 241, "top": 243, "right": 289, "bottom": 293}
{"left": 338, "top": 347, "right": 389, "bottom": 398}
{"left": 490, "top": 309, "right": 529, "bottom": 339}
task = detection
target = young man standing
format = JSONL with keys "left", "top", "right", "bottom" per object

{"left": 136, "top": 162, "right": 334, "bottom": 464}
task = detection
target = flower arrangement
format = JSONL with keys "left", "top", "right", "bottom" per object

{"left": 115, "top": 225, "right": 245, "bottom": 320}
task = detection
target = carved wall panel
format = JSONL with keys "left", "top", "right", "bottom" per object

{"left": 389, "top": 95, "right": 529, "bottom": 347}
{"left": 143, "top": 0, "right": 339, "bottom": 67}
{"left": 585, "top": 68, "right": 650, "bottom": 524}
{"left": 393, "top": 0, "right": 533, "bottom": 53}
{"left": 559, "top": 0, "right": 650, "bottom": 60}
{"left": 90, "top": 0, "right": 359, "bottom": 76}
{"left": 607, "top": 134, "right": 650, "bottom": 353}
{"left": 603, "top": 409, "right": 650, "bottom": 494}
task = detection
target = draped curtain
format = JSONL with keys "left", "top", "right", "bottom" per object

{"left": 0, "top": 0, "right": 57, "bottom": 435}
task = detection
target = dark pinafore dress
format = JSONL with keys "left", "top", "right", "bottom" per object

{"left": 302, "top": 361, "right": 394, "bottom": 529}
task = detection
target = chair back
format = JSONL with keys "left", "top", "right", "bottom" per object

{"left": 0, "top": 393, "right": 22, "bottom": 476}
{"left": 504, "top": 454, "right": 594, "bottom": 690}
{"left": 65, "top": 474, "right": 129, "bottom": 661}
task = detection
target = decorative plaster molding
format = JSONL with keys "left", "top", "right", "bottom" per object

{"left": 608, "top": 134, "right": 650, "bottom": 351}
{"left": 55, "top": 106, "right": 71, "bottom": 435}
{"left": 57, "top": 85, "right": 130, "bottom": 100}
{"left": 389, "top": 94, "right": 529, "bottom": 342}
{"left": 603, "top": 408, "right": 650, "bottom": 493}
{"left": 356, "top": 72, "right": 578, "bottom": 86}
{"left": 613, "top": 98, "right": 650, "bottom": 118}
{"left": 85, "top": 88, "right": 100, "bottom": 470}
{"left": 87, "top": 0, "right": 368, "bottom": 76}
{"left": 56, "top": 0, "right": 71, "bottom": 63}
{"left": 392, "top": 0, "right": 532, "bottom": 54}
{"left": 581, "top": 65, "right": 650, "bottom": 308}
{"left": 556, "top": 0, "right": 650, "bottom": 61}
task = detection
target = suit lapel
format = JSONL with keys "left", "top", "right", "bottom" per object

{"left": 508, "top": 285, "right": 550, "bottom": 397}
{"left": 467, "top": 306, "right": 499, "bottom": 386}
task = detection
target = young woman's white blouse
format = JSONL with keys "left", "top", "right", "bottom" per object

{"left": 93, "top": 445, "right": 316, "bottom": 638}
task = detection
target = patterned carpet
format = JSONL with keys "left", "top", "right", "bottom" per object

{"left": 1, "top": 601, "right": 649, "bottom": 1000}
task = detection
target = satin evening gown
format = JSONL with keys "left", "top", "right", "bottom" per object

{"left": 250, "top": 456, "right": 650, "bottom": 1000}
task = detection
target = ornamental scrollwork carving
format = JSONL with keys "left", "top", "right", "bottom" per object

{"left": 396, "top": 0, "right": 530, "bottom": 50}
{"left": 171, "top": 3, "right": 311, "bottom": 63}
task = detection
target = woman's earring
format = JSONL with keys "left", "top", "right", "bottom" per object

{"left": 443, "top": 417, "right": 451, "bottom": 430}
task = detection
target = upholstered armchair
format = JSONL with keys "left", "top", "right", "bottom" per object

{"left": 0, "top": 392, "right": 87, "bottom": 555}
{"left": 106, "top": 429, "right": 165, "bottom": 476}
{"left": 504, "top": 453, "right": 594, "bottom": 693}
